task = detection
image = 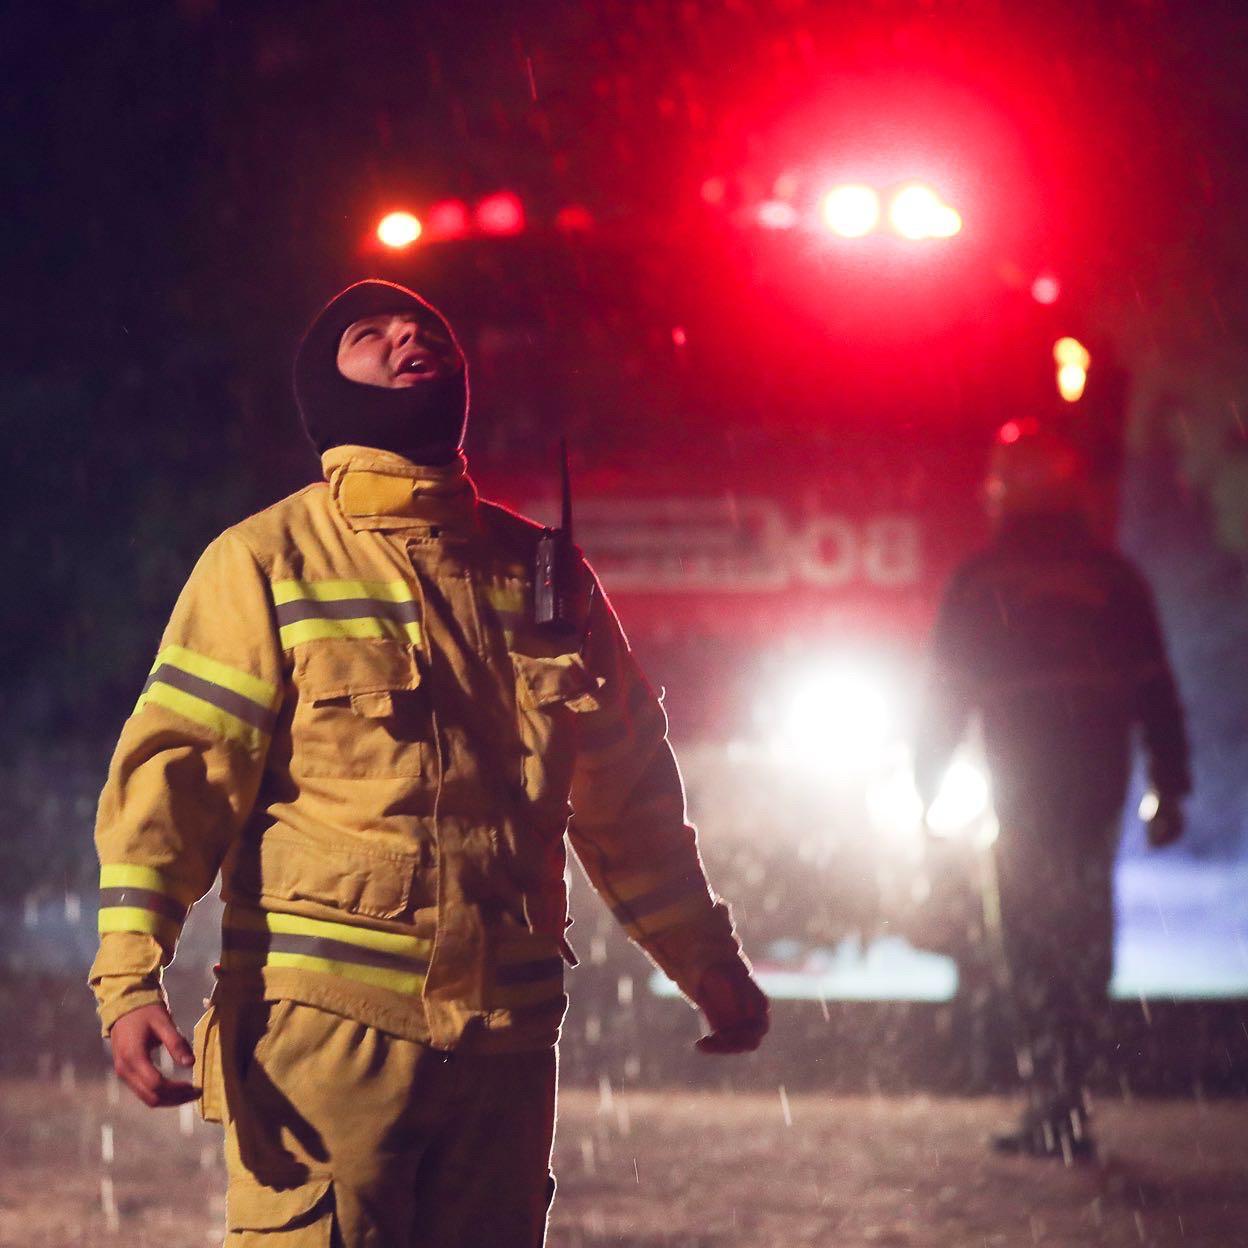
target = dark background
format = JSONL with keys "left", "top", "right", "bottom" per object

{"left": 3, "top": 0, "right": 1246, "bottom": 946}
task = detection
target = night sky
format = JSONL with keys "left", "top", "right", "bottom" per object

{"left": 11, "top": 3, "right": 1248, "bottom": 370}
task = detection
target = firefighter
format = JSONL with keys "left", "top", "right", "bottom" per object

{"left": 914, "top": 419, "right": 1189, "bottom": 1161}
{"left": 90, "top": 279, "right": 770, "bottom": 1246}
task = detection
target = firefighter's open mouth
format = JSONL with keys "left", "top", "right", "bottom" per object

{"left": 394, "top": 350, "right": 437, "bottom": 380}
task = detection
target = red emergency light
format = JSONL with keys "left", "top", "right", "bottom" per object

{"left": 554, "top": 204, "right": 594, "bottom": 232}
{"left": 475, "top": 191, "right": 525, "bottom": 236}
{"left": 424, "top": 199, "right": 471, "bottom": 241}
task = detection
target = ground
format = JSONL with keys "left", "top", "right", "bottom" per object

{"left": 0, "top": 1074, "right": 1244, "bottom": 1247}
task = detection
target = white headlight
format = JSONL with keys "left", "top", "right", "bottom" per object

{"left": 773, "top": 664, "right": 893, "bottom": 774}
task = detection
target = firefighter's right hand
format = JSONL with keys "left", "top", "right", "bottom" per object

{"left": 109, "top": 1002, "right": 200, "bottom": 1108}
{"left": 1147, "top": 794, "right": 1185, "bottom": 849}
{"left": 692, "top": 960, "right": 771, "bottom": 1055}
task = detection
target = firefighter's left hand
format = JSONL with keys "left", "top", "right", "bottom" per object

{"left": 692, "top": 960, "right": 770, "bottom": 1055}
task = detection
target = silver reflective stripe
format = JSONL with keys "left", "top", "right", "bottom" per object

{"left": 142, "top": 663, "right": 278, "bottom": 732}
{"left": 610, "top": 875, "right": 705, "bottom": 923}
{"left": 223, "top": 928, "right": 430, "bottom": 975}
{"left": 97, "top": 887, "right": 187, "bottom": 922}
{"left": 274, "top": 598, "right": 422, "bottom": 626}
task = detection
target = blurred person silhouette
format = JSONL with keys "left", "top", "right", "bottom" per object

{"left": 89, "top": 279, "right": 768, "bottom": 1246}
{"left": 914, "top": 418, "right": 1190, "bottom": 1161}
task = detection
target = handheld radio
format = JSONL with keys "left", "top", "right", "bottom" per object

{"left": 534, "top": 438, "right": 581, "bottom": 637}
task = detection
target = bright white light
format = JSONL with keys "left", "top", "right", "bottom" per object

{"left": 819, "top": 185, "right": 880, "bottom": 238}
{"left": 377, "top": 211, "right": 422, "bottom": 248}
{"left": 926, "top": 757, "right": 991, "bottom": 835}
{"left": 888, "top": 184, "right": 962, "bottom": 240}
{"left": 777, "top": 665, "right": 892, "bottom": 771}
{"left": 1138, "top": 790, "right": 1160, "bottom": 821}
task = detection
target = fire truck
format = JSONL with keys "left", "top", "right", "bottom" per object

{"left": 361, "top": 143, "right": 1126, "bottom": 1037}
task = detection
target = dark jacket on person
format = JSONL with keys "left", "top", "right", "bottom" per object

{"left": 915, "top": 511, "right": 1190, "bottom": 831}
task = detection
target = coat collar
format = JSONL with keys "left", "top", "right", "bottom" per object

{"left": 321, "top": 445, "right": 478, "bottom": 535}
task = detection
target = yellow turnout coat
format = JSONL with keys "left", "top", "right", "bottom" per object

{"left": 89, "top": 446, "right": 739, "bottom": 1052}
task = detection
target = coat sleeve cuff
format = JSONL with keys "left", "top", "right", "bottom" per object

{"left": 93, "top": 979, "right": 169, "bottom": 1038}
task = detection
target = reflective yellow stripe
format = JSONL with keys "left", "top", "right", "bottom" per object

{"left": 490, "top": 928, "right": 564, "bottom": 1007}
{"left": 235, "top": 950, "right": 426, "bottom": 995}
{"left": 97, "top": 906, "right": 181, "bottom": 944}
{"left": 605, "top": 869, "right": 670, "bottom": 903}
{"left": 620, "top": 894, "right": 711, "bottom": 940}
{"left": 221, "top": 907, "right": 432, "bottom": 995}
{"left": 277, "top": 616, "right": 422, "bottom": 649}
{"left": 225, "top": 907, "right": 433, "bottom": 958}
{"left": 151, "top": 644, "right": 278, "bottom": 710}
{"left": 140, "top": 682, "right": 267, "bottom": 752}
{"left": 99, "top": 863, "right": 195, "bottom": 904}
{"left": 271, "top": 579, "right": 415, "bottom": 606}
{"left": 604, "top": 867, "right": 713, "bottom": 939}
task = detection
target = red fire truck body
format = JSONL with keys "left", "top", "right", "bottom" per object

{"left": 380, "top": 189, "right": 1122, "bottom": 999}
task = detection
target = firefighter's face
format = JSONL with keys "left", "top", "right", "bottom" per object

{"left": 336, "top": 313, "right": 461, "bottom": 389}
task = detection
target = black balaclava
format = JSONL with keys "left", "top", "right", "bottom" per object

{"left": 294, "top": 279, "right": 469, "bottom": 465}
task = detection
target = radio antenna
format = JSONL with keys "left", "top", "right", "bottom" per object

{"left": 560, "top": 436, "right": 573, "bottom": 541}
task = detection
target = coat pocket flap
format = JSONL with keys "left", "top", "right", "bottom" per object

{"left": 228, "top": 824, "right": 418, "bottom": 921}
{"left": 511, "top": 651, "right": 601, "bottom": 712}
{"left": 296, "top": 639, "right": 420, "bottom": 703}
{"left": 347, "top": 689, "right": 395, "bottom": 718}
{"left": 227, "top": 1173, "right": 332, "bottom": 1230}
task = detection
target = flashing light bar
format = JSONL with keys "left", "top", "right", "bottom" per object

{"left": 373, "top": 193, "right": 597, "bottom": 250}
{"left": 373, "top": 177, "right": 961, "bottom": 250}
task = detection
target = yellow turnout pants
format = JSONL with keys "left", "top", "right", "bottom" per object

{"left": 197, "top": 997, "right": 558, "bottom": 1247}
